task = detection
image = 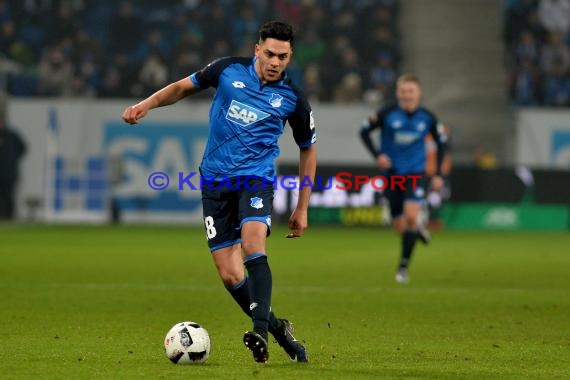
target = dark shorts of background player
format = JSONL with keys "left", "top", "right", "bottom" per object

{"left": 201, "top": 176, "right": 274, "bottom": 252}
{"left": 384, "top": 173, "right": 427, "bottom": 219}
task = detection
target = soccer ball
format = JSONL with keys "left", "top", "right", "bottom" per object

{"left": 164, "top": 321, "right": 211, "bottom": 364}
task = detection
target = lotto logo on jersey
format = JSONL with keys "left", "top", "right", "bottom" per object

{"left": 226, "top": 100, "right": 270, "bottom": 127}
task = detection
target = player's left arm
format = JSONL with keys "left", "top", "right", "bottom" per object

{"left": 428, "top": 118, "right": 448, "bottom": 191}
{"left": 289, "top": 144, "right": 317, "bottom": 238}
{"left": 287, "top": 95, "right": 317, "bottom": 238}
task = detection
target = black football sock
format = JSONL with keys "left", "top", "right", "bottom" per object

{"left": 244, "top": 253, "right": 272, "bottom": 338}
{"left": 225, "top": 277, "right": 252, "bottom": 317}
{"left": 225, "top": 276, "right": 281, "bottom": 332}
{"left": 399, "top": 229, "right": 418, "bottom": 269}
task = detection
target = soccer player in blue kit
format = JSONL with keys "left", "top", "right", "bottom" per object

{"left": 122, "top": 21, "right": 316, "bottom": 363}
{"left": 360, "top": 74, "right": 446, "bottom": 284}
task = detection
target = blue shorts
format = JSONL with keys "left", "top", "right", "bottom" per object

{"left": 201, "top": 176, "right": 273, "bottom": 251}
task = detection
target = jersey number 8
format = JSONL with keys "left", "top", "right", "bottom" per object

{"left": 204, "top": 216, "right": 217, "bottom": 239}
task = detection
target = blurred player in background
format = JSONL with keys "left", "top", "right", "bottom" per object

{"left": 0, "top": 94, "right": 27, "bottom": 220}
{"left": 359, "top": 74, "right": 447, "bottom": 284}
{"left": 425, "top": 123, "right": 452, "bottom": 229}
{"left": 122, "top": 21, "right": 315, "bottom": 363}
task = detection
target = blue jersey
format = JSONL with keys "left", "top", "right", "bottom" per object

{"left": 189, "top": 56, "right": 316, "bottom": 181}
{"left": 362, "top": 104, "right": 446, "bottom": 175}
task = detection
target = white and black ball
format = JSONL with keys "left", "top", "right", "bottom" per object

{"left": 164, "top": 321, "right": 210, "bottom": 364}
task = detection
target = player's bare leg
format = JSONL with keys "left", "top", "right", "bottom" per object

{"left": 395, "top": 213, "right": 429, "bottom": 244}
{"left": 212, "top": 244, "right": 244, "bottom": 288}
{"left": 392, "top": 216, "right": 405, "bottom": 235}
{"left": 416, "top": 202, "right": 431, "bottom": 245}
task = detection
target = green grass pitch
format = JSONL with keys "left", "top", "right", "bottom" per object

{"left": 0, "top": 224, "right": 569, "bottom": 379}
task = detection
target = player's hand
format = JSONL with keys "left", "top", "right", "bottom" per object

{"left": 431, "top": 175, "right": 444, "bottom": 191}
{"left": 376, "top": 154, "right": 392, "bottom": 171}
{"left": 287, "top": 208, "right": 308, "bottom": 238}
{"left": 122, "top": 104, "right": 148, "bottom": 125}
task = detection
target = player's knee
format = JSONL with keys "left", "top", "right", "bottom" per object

{"left": 392, "top": 217, "right": 405, "bottom": 234}
{"left": 241, "top": 222, "right": 267, "bottom": 255}
{"left": 393, "top": 224, "right": 404, "bottom": 235}
{"left": 218, "top": 268, "right": 244, "bottom": 287}
{"left": 405, "top": 217, "right": 418, "bottom": 229}
{"left": 241, "top": 238, "right": 265, "bottom": 256}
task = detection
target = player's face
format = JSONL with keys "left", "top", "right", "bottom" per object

{"left": 254, "top": 38, "right": 292, "bottom": 83}
{"left": 397, "top": 81, "right": 421, "bottom": 112}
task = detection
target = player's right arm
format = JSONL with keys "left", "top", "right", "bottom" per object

{"left": 122, "top": 78, "right": 200, "bottom": 125}
{"left": 359, "top": 109, "right": 392, "bottom": 170}
{"left": 122, "top": 57, "right": 236, "bottom": 125}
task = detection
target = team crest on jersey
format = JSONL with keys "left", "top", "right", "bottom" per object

{"left": 226, "top": 100, "right": 270, "bottom": 127}
{"left": 250, "top": 197, "right": 264, "bottom": 209}
{"left": 269, "top": 93, "right": 283, "bottom": 108}
{"left": 417, "top": 122, "right": 426, "bottom": 131}
{"left": 392, "top": 120, "right": 403, "bottom": 129}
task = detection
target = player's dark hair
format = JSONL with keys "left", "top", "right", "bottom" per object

{"left": 258, "top": 21, "right": 295, "bottom": 47}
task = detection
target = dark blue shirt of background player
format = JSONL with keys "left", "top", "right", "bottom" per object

{"left": 360, "top": 104, "right": 446, "bottom": 176}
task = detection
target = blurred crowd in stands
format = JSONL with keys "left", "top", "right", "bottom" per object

{"left": 0, "top": 0, "right": 400, "bottom": 103}
{"left": 504, "top": 0, "right": 570, "bottom": 106}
